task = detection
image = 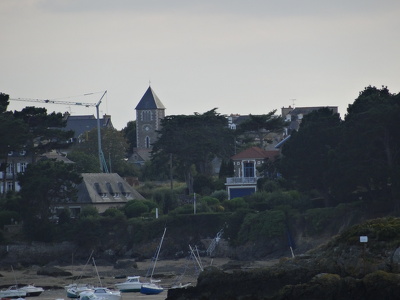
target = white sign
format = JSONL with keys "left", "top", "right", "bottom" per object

{"left": 360, "top": 236, "right": 368, "bottom": 243}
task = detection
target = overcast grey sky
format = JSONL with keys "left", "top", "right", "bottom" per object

{"left": 2, "top": 0, "right": 400, "bottom": 129}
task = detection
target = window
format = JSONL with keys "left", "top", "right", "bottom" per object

{"left": 70, "top": 207, "right": 81, "bottom": 218}
{"left": 145, "top": 136, "right": 150, "bottom": 148}
{"left": 17, "top": 162, "right": 27, "bottom": 173}
{"left": 7, "top": 181, "right": 13, "bottom": 192}
{"left": 106, "top": 182, "right": 114, "bottom": 195}
{"left": 6, "top": 163, "right": 13, "bottom": 175}
{"left": 243, "top": 162, "right": 254, "bottom": 178}
{"left": 94, "top": 183, "right": 106, "bottom": 197}
{"left": 141, "top": 110, "right": 152, "bottom": 121}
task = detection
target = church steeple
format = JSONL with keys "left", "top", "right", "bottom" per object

{"left": 134, "top": 86, "right": 166, "bottom": 162}
{"left": 135, "top": 86, "right": 165, "bottom": 110}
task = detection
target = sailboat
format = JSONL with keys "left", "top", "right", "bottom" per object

{"left": 170, "top": 244, "right": 203, "bottom": 289}
{"left": 140, "top": 227, "right": 167, "bottom": 295}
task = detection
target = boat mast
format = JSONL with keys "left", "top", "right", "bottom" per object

{"left": 150, "top": 227, "right": 167, "bottom": 280}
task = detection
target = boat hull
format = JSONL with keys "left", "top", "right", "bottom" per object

{"left": 140, "top": 283, "right": 163, "bottom": 295}
{"left": 19, "top": 285, "right": 44, "bottom": 297}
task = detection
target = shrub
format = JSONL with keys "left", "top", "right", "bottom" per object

{"left": 222, "top": 197, "right": 249, "bottom": 212}
{"left": 124, "top": 200, "right": 149, "bottom": 218}
{"left": 103, "top": 208, "right": 125, "bottom": 218}
{"left": 80, "top": 206, "right": 99, "bottom": 218}
{"left": 210, "top": 190, "right": 228, "bottom": 202}
{"left": 237, "top": 210, "right": 286, "bottom": 243}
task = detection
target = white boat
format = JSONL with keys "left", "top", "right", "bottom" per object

{"left": 114, "top": 276, "right": 143, "bottom": 292}
{"left": 18, "top": 284, "right": 44, "bottom": 297}
{"left": 65, "top": 284, "right": 94, "bottom": 298}
{"left": 140, "top": 227, "right": 167, "bottom": 295}
{"left": 78, "top": 291, "right": 100, "bottom": 300}
{"left": 92, "top": 288, "right": 121, "bottom": 300}
{"left": 0, "top": 285, "right": 27, "bottom": 299}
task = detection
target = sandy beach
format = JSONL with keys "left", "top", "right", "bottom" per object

{"left": 0, "top": 257, "right": 278, "bottom": 300}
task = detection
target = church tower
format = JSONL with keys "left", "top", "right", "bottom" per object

{"left": 134, "top": 86, "right": 165, "bottom": 163}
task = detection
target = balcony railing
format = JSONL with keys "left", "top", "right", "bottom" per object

{"left": 226, "top": 177, "right": 258, "bottom": 185}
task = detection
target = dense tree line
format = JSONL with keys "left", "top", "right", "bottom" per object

{"left": 279, "top": 86, "right": 400, "bottom": 208}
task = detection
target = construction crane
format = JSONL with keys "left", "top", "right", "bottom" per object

{"left": 10, "top": 91, "right": 109, "bottom": 173}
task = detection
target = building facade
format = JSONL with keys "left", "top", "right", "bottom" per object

{"left": 225, "top": 146, "right": 280, "bottom": 199}
{"left": 131, "top": 86, "right": 166, "bottom": 164}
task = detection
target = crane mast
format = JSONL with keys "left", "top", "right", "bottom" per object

{"left": 9, "top": 91, "right": 109, "bottom": 173}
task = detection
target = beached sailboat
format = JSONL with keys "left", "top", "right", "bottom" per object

{"left": 91, "top": 258, "right": 121, "bottom": 300}
{"left": 65, "top": 251, "right": 95, "bottom": 298}
{"left": 18, "top": 284, "right": 44, "bottom": 297}
{"left": 140, "top": 227, "right": 167, "bottom": 295}
{"left": 114, "top": 276, "right": 143, "bottom": 292}
{"left": 170, "top": 244, "right": 203, "bottom": 289}
{"left": 0, "top": 285, "right": 26, "bottom": 299}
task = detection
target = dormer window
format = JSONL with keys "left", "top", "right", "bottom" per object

{"left": 106, "top": 182, "right": 114, "bottom": 196}
{"left": 94, "top": 183, "right": 106, "bottom": 197}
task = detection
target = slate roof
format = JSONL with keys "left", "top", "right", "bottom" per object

{"left": 64, "top": 115, "right": 113, "bottom": 139}
{"left": 231, "top": 146, "right": 280, "bottom": 160}
{"left": 289, "top": 106, "right": 338, "bottom": 115}
{"left": 135, "top": 86, "right": 165, "bottom": 110}
{"left": 77, "top": 173, "right": 145, "bottom": 204}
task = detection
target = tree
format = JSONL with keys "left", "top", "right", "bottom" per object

{"left": 339, "top": 86, "right": 400, "bottom": 207}
{"left": 122, "top": 120, "right": 137, "bottom": 156}
{"left": 0, "top": 93, "right": 30, "bottom": 196}
{"left": 236, "top": 111, "right": 287, "bottom": 148}
{"left": 151, "top": 109, "right": 235, "bottom": 194}
{"left": 72, "top": 127, "right": 137, "bottom": 176}
{"left": 13, "top": 106, "right": 74, "bottom": 161}
{"left": 18, "top": 160, "right": 82, "bottom": 240}
{"left": 279, "top": 107, "right": 342, "bottom": 206}
{"left": 67, "top": 150, "right": 100, "bottom": 173}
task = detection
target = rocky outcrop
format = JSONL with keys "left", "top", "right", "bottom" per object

{"left": 166, "top": 218, "right": 400, "bottom": 300}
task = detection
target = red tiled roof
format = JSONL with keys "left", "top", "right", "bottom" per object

{"left": 231, "top": 147, "right": 279, "bottom": 160}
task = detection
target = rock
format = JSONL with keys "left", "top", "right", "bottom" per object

{"left": 37, "top": 266, "right": 72, "bottom": 277}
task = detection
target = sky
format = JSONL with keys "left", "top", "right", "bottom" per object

{"left": 2, "top": 0, "right": 400, "bottom": 130}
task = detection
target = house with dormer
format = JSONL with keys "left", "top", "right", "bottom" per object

{"left": 53, "top": 173, "right": 145, "bottom": 216}
{"left": 225, "top": 146, "right": 280, "bottom": 199}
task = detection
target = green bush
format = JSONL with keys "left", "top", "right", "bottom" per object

{"left": 80, "top": 206, "right": 99, "bottom": 218}
{"left": 237, "top": 210, "right": 286, "bottom": 243}
{"left": 102, "top": 207, "right": 125, "bottom": 218}
{"left": 124, "top": 200, "right": 149, "bottom": 218}
{"left": 210, "top": 190, "right": 228, "bottom": 202}
{"left": 222, "top": 197, "right": 249, "bottom": 211}
{"left": 304, "top": 207, "right": 336, "bottom": 235}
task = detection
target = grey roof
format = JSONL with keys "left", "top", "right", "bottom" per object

{"left": 135, "top": 86, "right": 165, "bottom": 110}
{"left": 77, "top": 173, "right": 145, "bottom": 204}
{"left": 64, "top": 115, "right": 112, "bottom": 139}
{"left": 40, "top": 150, "right": 75, "bottom": 163}
{"left": 290, "top": 106, "right": 338, "bottom": 115}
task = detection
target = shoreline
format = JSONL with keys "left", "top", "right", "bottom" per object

{"left": 0, "top": 257, "right": 279, "bottom": 290}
